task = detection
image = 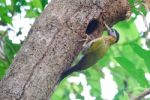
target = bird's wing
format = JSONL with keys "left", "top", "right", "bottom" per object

{"left": 81, "top": 41, "right": 93, "bottom": 54}
{"left": 81, "top": 37, "right": 103, "bottom": 55}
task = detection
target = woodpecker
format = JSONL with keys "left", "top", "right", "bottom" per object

{"left": 59, "top": 24, "right": 119, "bottom": 82}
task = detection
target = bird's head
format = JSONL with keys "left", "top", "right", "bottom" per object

{"left": 107, "top": 28, "right": 119, "bottom": 43}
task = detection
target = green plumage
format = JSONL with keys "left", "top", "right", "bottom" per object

{"left": 59, "top": 35, "right": 117, "bottom": 81}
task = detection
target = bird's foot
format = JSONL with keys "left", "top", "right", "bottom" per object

{"left": 79, "top": 34, "right": 92, "bottom": 47}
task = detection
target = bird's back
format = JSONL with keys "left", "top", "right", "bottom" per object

{"left": 74, "top": 37, "right": 110, "bottom": 71}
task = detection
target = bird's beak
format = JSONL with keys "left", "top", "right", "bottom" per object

{"left": 104, "top": 23, "right": 119, "bottom": 43}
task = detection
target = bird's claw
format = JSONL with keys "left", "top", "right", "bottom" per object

{"left": 78, "top": 34, "right": 92, "bottom": 47}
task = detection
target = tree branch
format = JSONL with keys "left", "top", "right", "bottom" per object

{"left": 132, "top": 88, "right": 150, "bottom": 100}
{"left": 0, "top": 0, "right": 129, "bottom": 99}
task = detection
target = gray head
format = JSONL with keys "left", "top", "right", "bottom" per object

{"left": 107, "top": 28, "right": 119, "bottom": 43}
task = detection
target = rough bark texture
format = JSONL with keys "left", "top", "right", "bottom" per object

{"left": 0, "top": 0, "right": 129, "bottom": 100}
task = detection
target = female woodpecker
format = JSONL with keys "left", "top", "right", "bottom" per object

{"left": 59, "top": 26, "right": 119, "bottom": 82}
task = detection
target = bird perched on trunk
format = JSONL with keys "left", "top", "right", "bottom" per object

{"left": 59, "top": 25, "right": 119, "bottom": 82}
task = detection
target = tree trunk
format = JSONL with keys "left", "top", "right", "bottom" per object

{"left": 0, "top": 0, "right": 129, "bottom": 99}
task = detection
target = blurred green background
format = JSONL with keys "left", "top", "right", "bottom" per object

{"left": 0, "top": 0, "right": 150, "bottom": 99}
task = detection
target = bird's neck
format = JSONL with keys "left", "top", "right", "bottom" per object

{"left": 104, "top": 36, "right": 117, "bottom": 45}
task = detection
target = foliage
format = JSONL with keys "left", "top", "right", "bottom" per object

{"left": 0, "top": 0, "right": 48, "bottom": 79}
{"left": 0, "top": 0, "right": 150, "bottom": 99}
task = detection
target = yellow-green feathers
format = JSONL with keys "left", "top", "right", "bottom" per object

{"left": 59, "top": 35, "right": 117, "bottom": 81}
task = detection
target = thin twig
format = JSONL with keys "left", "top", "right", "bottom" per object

{"left": 132, "top": 88, "right": 150, "bottom": 100}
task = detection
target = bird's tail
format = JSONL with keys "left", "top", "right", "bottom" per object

{"left": 58, "top": 64, "right": 79, "bottom": 83}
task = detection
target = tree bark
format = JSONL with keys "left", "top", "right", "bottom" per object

{"left": 0, "top": 0, "right": 129, "bottom": 99}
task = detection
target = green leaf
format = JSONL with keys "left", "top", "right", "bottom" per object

{"left": 114, "top": 88, "right": 125, "bottom": 100}
{"left": 131, "top": 7, "right": 139, "bottom": 16}
{"left": 0, "top": 6, "right": 7, "bottom": 15}
{"left": 3, "top": 35, "right": 21, "bottom": 63}
{"left": 86, "top": 67, "right": 102, "bottom": 99}
{"left": 7, "top": 5, "right": 14, "bottom": 12}
{"left": 97, "top": 53, "right": 110, "bottom": 68}
{"left": 25, "top": 10, "right": 39, "bottom": 18}
{"left": 51, "top": 81, "right": 71, "bottom": 100}
{"left": 20, "top": 0, "right": 27, "bottom": 5}
{"left": 1, "top": 15, "right": 12, "bottom": 24}
{"left": 114, "top": 20, "right": 139, "bottom": 44}
{"left": 128, "top": 0, "right": 134, "bottom": 3}
{"left": 73, "top": 83, "right": 83, "bottom": 99}
{"left": 115, "top": 57, "right": 149, "bottom": 87}
{"left": 110, "top": 67, "right": 127, "bottom": 88}
{"left": 41, "top": 0, "right": 48, "bottom": 9}
{"left": 0, "top": 0, "right": 6, "bottom": 4}
{"left": 118, "top": 91, "right": 129, "bottom": 100}
{"left": 32, "top": 0, "right": 42, "bottom": 10}
{"left": 0, "top": 59, "right": 9, "bottom": 79}
{"left": 130, "top": 43, "right": 150, "bottom": 72}
{"left": 0, "top": 6, "right": 12, "bottom": 24}
{"left": 14, "top": 2, "right": 21, "bottom": 13}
